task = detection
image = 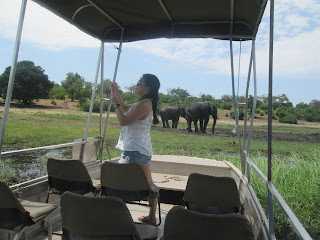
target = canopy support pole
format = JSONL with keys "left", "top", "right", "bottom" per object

{"left": 101, "top": 29, "right": 124, "bottom": 162}
{"left": 243, "top": 41, "right": 254, "bottom": 183}
{"left": 0, "top": 0, "right": 28, "bottom": 155}
{"left": 229, "top": 40, "right": 245, "bottom": 174}
{"left": 244, "top": 40, "right": 258, "bottom": 184}
{"left": 268, "top": 0, "right": 275, "bottom": 238}
{"left": 80, "top": 42, "right": 104, "bottom": 161}
{"left": 99, "top": 42, "right": 105, "bottom": 161}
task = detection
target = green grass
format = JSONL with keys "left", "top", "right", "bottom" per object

{"left": 245, "top": 151, "right": 320, "bottom": 239}
{"left": 1, "top": 111, "right": 320, "bottom": 239}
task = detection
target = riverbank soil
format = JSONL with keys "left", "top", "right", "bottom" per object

{"left": 1, "top": 98, "right": 320, "bottom": 143}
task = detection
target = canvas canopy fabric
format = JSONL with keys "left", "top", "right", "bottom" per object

{"left": 32, "top": 0, "right": 267, "bottom": 42}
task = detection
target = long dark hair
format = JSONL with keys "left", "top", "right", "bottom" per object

{"left": 139, "top": 74, "right": 160, "bottom": 125}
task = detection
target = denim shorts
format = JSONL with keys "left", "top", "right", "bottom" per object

{"left": 118, "top": 151, "right": 151, "bottom": 165}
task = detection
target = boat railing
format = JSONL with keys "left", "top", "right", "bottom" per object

{"left": 0, "top": 137, "right": 100, "bottom": 157}
{"left": 243, "top": 151, "right": 312, "bottom": 240}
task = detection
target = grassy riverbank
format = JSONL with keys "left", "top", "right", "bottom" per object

{"left": 1, "top": 110, "right": 319, "bottom": 239}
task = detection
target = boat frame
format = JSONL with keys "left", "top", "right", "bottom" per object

{"left": 0, "top": 0, "right": 313, "bottom": 239}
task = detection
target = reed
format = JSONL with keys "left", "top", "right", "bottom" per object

{"left": 228, "top": 151, "right": 320, "bottom": 239}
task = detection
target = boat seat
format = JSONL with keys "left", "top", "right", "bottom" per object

{"left": 183, "top": 173, "right": 242, "bottom": 214}
{"left": 46, "top": 158, "right": 100, "bottom": 202}
{"left": 0, "top": 180, "right": 57, "bottom": 240}
{"left": 100, "top": 161, "right": 161, "bottom": 226}
{"left": 162, "top": 206, "right": 254, "bottom": 240}
{"left": 60, "top": 191, "right": 158, "bottom": 240}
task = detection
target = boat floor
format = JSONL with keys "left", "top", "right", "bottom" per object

{"left": 34, "top": 172, "right": 188, "bottom": 240}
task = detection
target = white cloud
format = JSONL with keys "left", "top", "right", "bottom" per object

{"left": 0, "top": 0, "right": 99, "bottom": 50}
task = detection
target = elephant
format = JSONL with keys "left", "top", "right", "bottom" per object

{"left": 159, "top": 106, "right": 186, "bottom": 128}
{"left": 186, "top": 101, "right": 218, "bottom": 134}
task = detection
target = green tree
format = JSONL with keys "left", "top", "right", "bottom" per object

{"left": 273, "top": 94, "right": 290, "bottom": 109}
{"left": 49, "top": 84, "right": 66, "bottom": 100}
{"left": 168, "top": 88, "right": 190, "bottom": 100}
{"left": 0, "top": 60, "right": 53, "bottom": 105}
{"left": 61, "top": 72, "right": 85, "bottom": 101}
{"left": 80, "top": 82, "right": 93, "bottom": 99}
{"left": 96, "top": 79, "right": 112, "bottom": 97}
{"left": 309, "top": 99, "right": 320, "bottom": 109}
{"left": 125, "top": 84, "right": 137, "bottom": 98}
{"left": 221, "top": 94, "right": 233, "bottom": 103}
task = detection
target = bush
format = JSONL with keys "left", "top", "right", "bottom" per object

{"left": 51, "top": 100, "right": 56, "bottom": 106}
{"left": 78, "top": 97, "right": 87, "bottom": 106}
{"left": 222, "top": 102, "right": 233, "bottom": 110}
{"left": 276, "top": 108, "right": 287, "bottom": 118}
{"left": 80, "top": 101, "right": 115, "bottom": 112}
{"left": 260, "top": 103, "right": 268, "bottom": 111}
{"left": 272, "top": 114, "right": 278, "bottom": 120}
{"left": 225, "top": 113, "right": 229, "bottom": 117}
{"left": 259, "top": 112, "right": 264, "bottom": 116}
{"left": 230, "top": 109, "right": 244, "bottom": 120}
{"left": 279, "top": 114, "right": 297, "bottom": 124}
{"left": 255, "top": 108, "right": 260, "bottom": 114}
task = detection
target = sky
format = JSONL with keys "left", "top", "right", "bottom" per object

{"left": 0, "top": 0, "right": 320, "bottom": 106}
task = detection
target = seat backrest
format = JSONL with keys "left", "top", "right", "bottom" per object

{"left": 163, "top": 206, "right": 254, "bottom": 240}
{"left": 100, "top": 162, "right": 150, "bottom": 201}
{"left": 183, "top": 173, "right": 240, "bottom": 214}
{"left": 60, "top": 191, "right": 140, "bottom": 240}
{"left": 0, "top": 180, "right": 34, "bottom": 229}
{"left": 47, "top": 158, "right": 94, "bottom": 194}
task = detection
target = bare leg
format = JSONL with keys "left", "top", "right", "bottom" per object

{"left": 142, "top": 164, "right": 158, "bottom": 224}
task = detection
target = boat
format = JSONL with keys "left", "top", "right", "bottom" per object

{"left": 0, "top": 0, "right": 313, "bottom": 239}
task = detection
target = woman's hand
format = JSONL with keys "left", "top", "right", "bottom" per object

{"left": 111, "top": 83, "right": 120, "bottom": 104}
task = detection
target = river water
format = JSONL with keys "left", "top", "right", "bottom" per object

{"left": 0, "top": 148, "right": 72, "bottom": 185}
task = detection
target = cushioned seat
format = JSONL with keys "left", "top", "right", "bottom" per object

{"left": 183, "top": 173, "right": 242, "bottom": 214}
{"left": 0, "top": 180, "right": 57, "bottom": 240}
{"left": 46, "top": 158, "right": 100, "bottom": 202}
{"left": 60, "top": 191, "right": 158, "bottom": 240}
{"left": 162, "top": 206, "right": 254, "bottom": 240}
{"left": 100, "top": 161, "right": 161, "bottom": 226}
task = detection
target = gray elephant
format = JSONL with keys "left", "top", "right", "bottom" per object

{"left": 186, "top": 101, "right": 218, "bottom": 134}
{"left": 159, "top": 106, "right": 186, "bottom": 128}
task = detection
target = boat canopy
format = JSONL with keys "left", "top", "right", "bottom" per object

{"left": 32, "top": 0, "right": 267, "bottom": 42}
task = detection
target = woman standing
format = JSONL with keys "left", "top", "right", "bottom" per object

{"left": 111, "top": 73, "right": 160, "bottom": 225}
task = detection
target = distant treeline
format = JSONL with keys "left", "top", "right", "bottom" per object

{"left": 0, "top": 61, "right": 319, "bottom": 124}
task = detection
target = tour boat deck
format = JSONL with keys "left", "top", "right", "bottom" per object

{"left": 29, "top": 155, "right": 233, "bottom": 240}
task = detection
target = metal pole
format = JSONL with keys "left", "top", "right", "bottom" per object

{"left": 243, "top": 42, "right": 254, "bottom": 153}
{"left": 80, "top": 42, "right": 103, "bottom": 161}
{"left": 0, "top": 0, "right": 28, "bottom": 154}
{"left": 247, "top": 39, "right": 258, "bottom": 153}
{"left": 229, "top": 39, "right": 245, "bottom": 174}
{"left": 84, "top": 42, "right": 104, "bottom": 140}
{"left": 101, "top": 29, "right": 124, "bottom": 160}
{"left": 268, "top": 0, "right": 275, "bottom": 238}
{"left": 243, "top": 42, "right": 253, "bottom": 183}
{"left": 99, "top": 42, "right": 104, "bottom": 161}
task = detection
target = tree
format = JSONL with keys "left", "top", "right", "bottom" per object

{"left": 168, "top": 88, "right": 190, "bottom": 100}
{"left": 80, "top": 82, "right": 93, "bottom": 99}
{"left": 49, "top": 84, "right": 66, "bottom": 100}
{"left": 61, "top": 72, "right": 85, "bottom": 101}
{"left": 309, "top": 99, "right": 320, "bottom": 109}
{"left": 273, "top": 94, "right": 290, "bottom": 109}
{"left": 0, "top": 60, "right": 53, "bottom": 105}
{"left": 201, "top": 94, "right": 214, "bottom": 102}
{"left": 96, "top": 79, "right": 113, "bottom": 97}
{"left": 125, "top": 84, "right": 137, "bottom": 98}
{"left": 221, "top": 94, "right": 233, "bottom": 103}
